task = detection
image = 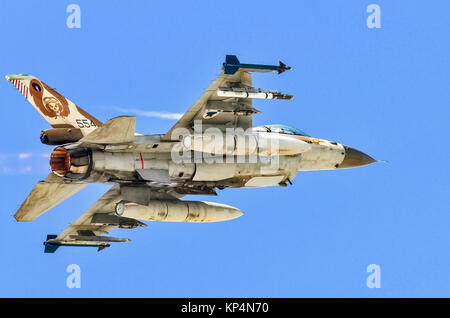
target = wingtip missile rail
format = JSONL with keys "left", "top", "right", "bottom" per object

{"left": 222, "top": 55, "right": 291, "bottom": 75}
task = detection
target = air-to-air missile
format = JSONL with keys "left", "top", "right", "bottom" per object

{"left": 222, "top": 55, "right": 291, "bottom": 75}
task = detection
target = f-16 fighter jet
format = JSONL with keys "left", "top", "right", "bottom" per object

{"left": 7, "top": 55, "right": 377, "bottom": 253}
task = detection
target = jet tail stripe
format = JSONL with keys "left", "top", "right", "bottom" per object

{"left": 9, "top": 78, "right": 28, "bottom": 99}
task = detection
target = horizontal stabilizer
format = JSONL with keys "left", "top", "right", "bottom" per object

{"left": 15, "top": 173, "right": 88, "bottom": 221}
{"left": 80, "top": 116, "right": 136, "bottom": 144}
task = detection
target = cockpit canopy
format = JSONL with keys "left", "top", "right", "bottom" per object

{"left": 254, "top": 124, "right": 310, "bottom": 137}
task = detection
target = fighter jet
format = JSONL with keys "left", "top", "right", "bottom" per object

{"left": 7, "top": 55, "right": 377, "bottom": 253}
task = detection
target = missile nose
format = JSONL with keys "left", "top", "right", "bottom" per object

{"left": 339, "top": 146, "right": 376, "bottom": 168}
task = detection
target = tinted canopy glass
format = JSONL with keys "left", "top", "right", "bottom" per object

{"left": 256, "top": 124, "right": 310, "bottom": 137}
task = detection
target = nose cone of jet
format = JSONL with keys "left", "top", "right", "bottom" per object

{"left": 339, "top": 146, "right": 376, "bottom": 168}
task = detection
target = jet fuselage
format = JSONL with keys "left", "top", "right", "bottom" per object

{"left": 49, "top": 131, "right": 375, "bottom": 193}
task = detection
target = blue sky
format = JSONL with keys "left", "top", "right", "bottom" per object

{"left": 0, "top": 0, "right": 449, "bottom": 297}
